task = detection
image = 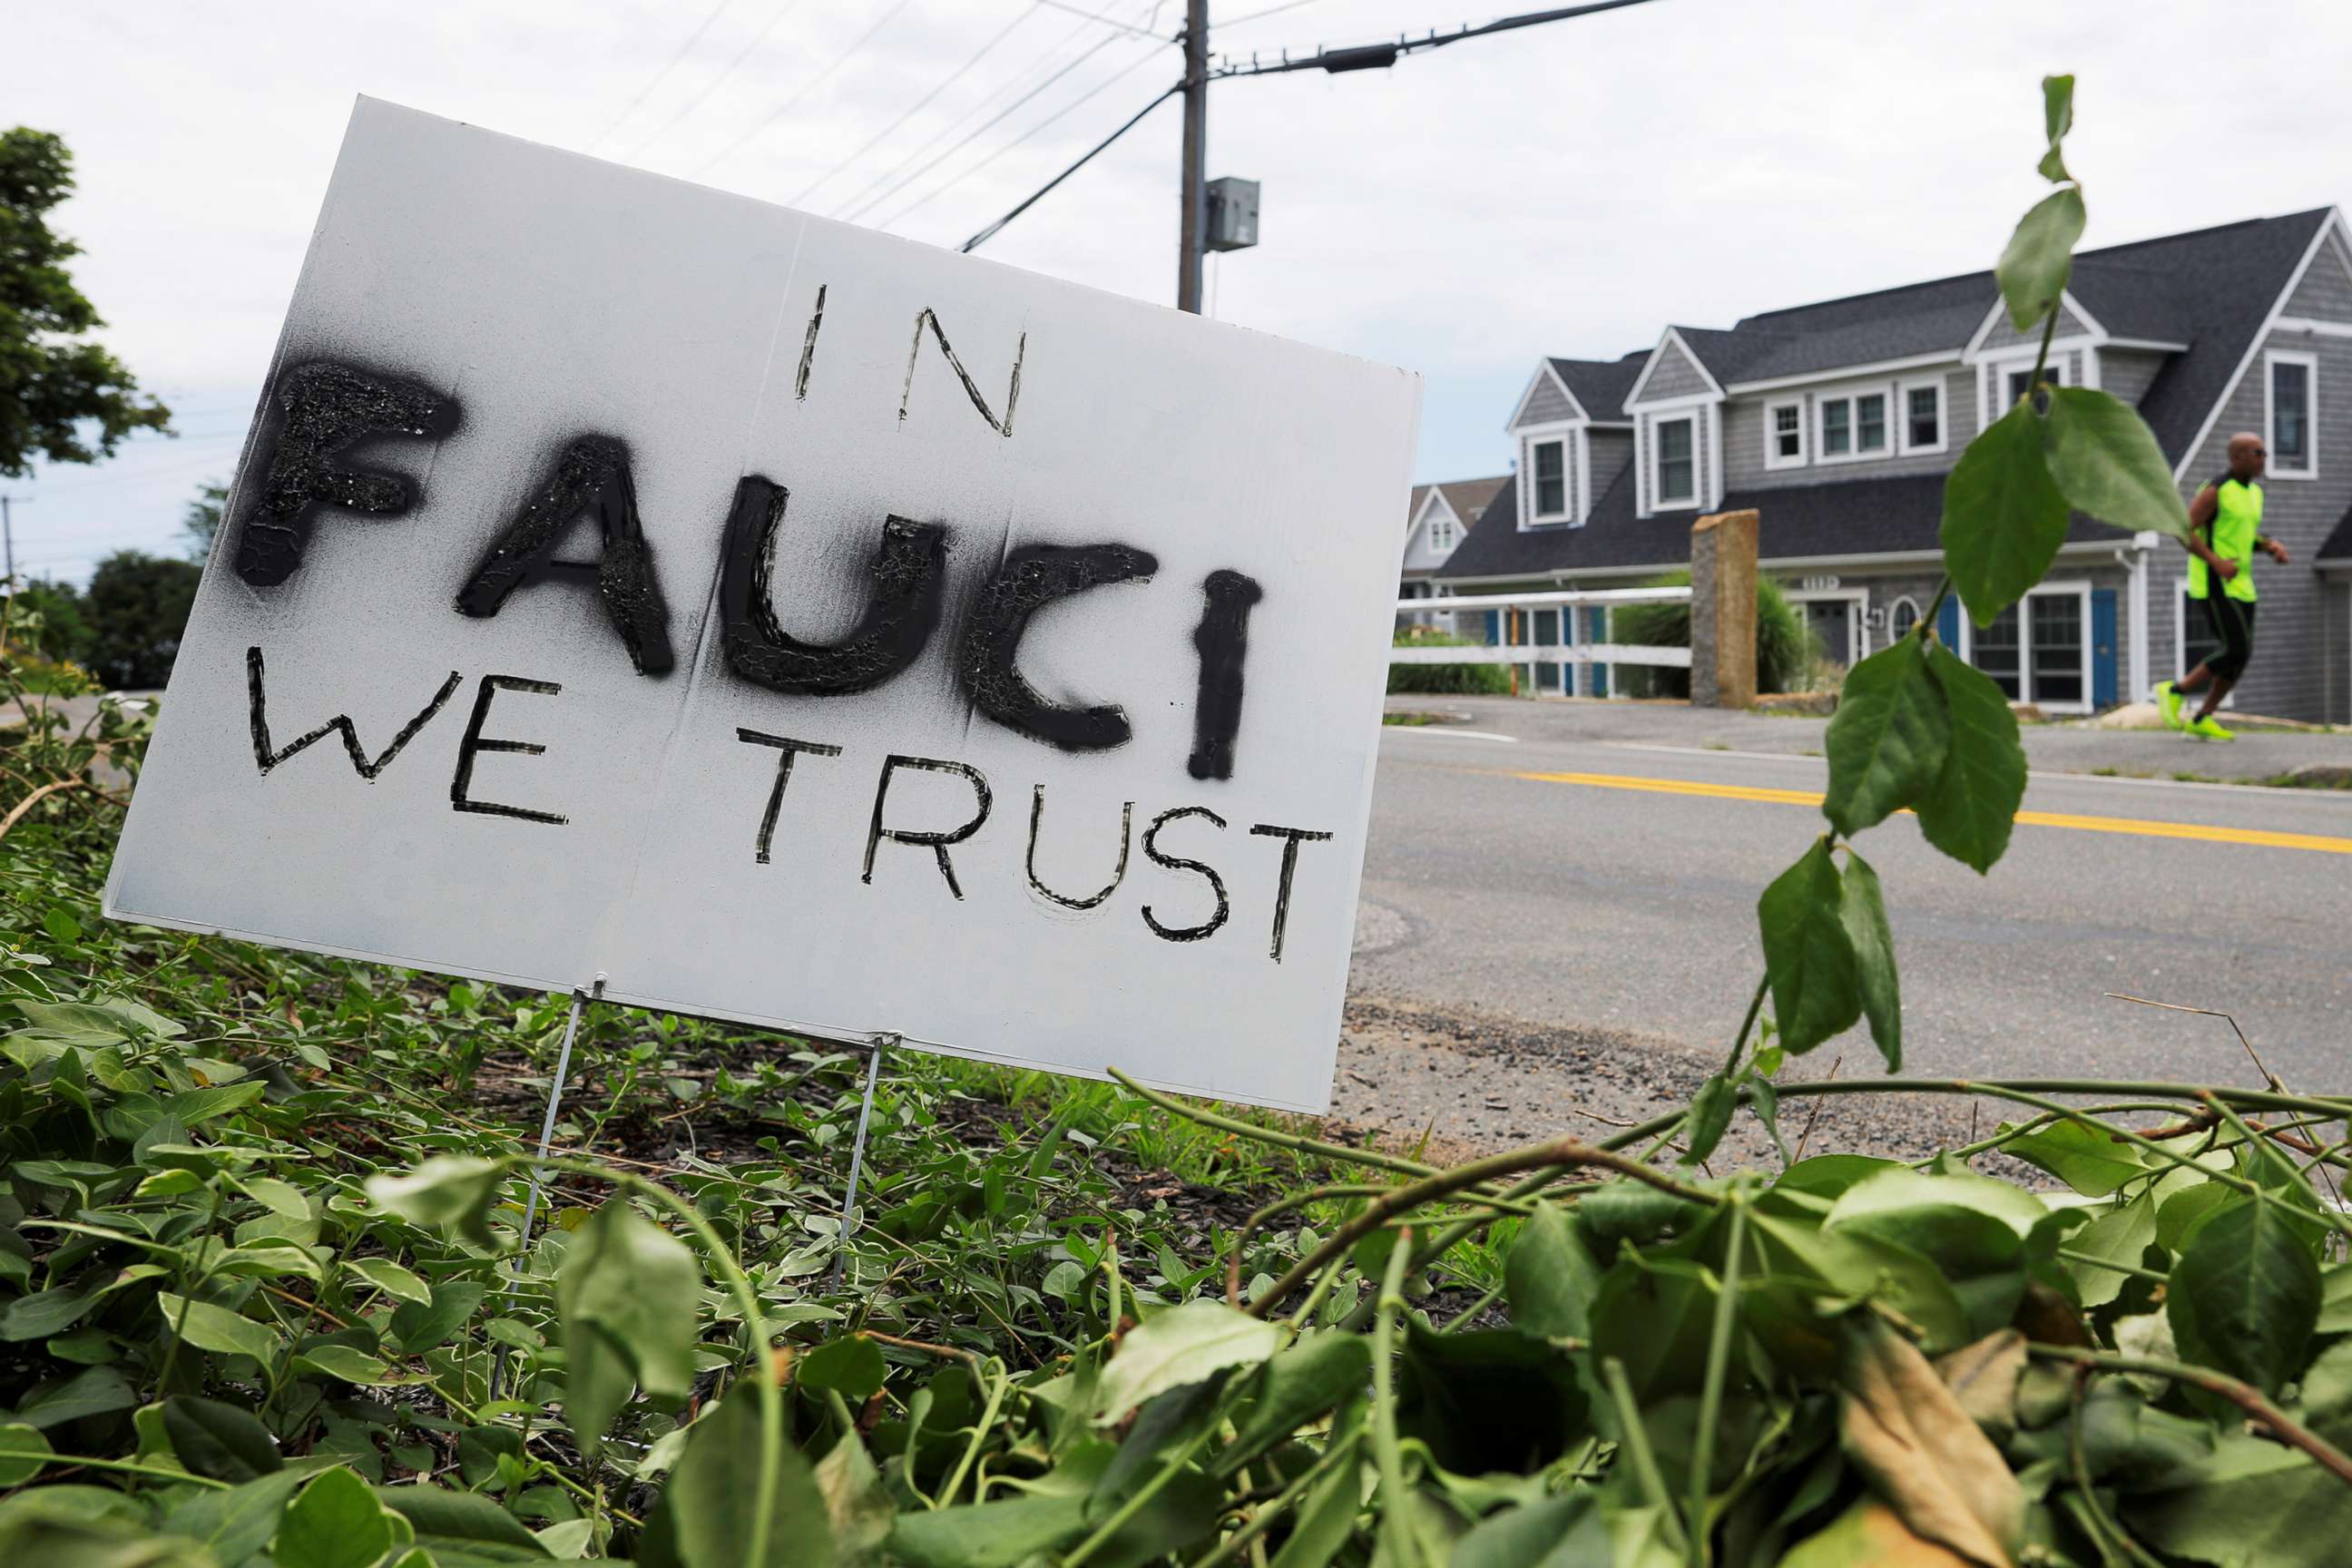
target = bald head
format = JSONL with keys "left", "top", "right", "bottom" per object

{"left": 2228, "top": 431, "right": 2267, "bottom": 482}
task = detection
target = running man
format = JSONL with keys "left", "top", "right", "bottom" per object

{"left": 2156, "top": 431, "right": 2290, "bottom": 740}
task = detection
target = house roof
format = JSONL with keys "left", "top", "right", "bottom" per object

{"left": 2318, "top": 505, "right": 2352, "bottom": 565}
{"left": 1622, "top": 209, "right": 2335, "bottom": 461}
{"left": 1407, "top": 475, "right": 1509, "bottom": 534}
{"left": 1546, "top": 354, "right": 1647, "bottom": 422}
{"left": 1436, "top": 467, "right": 2130, "bottom": 582}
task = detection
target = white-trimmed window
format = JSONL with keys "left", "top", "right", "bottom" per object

{"left": 1899, "top": 377, "right": 1946, "bottom": 455}
{"left": 2268, "top": 349, "right": 2317, "bottom": 478}
{"left": 1428, "top": 514, "right": 1456, "bottom": 554}
{"left": 1654, "top": 416, "right": 1697, "bottom": 506}
{"left": 1951, "top": 581, "right": 2092, "bottom": 710}
{"left": 1818, "top": 391, "right": 1889, "bottom": 462}
{"left": 1765, "top": 399, "right": 1805, "bottom": 469}
{"left": 1531, "top": 438, "right": 1568, "bottom": 520}
{"left": 1887, "top": 595, "right": 1922, "bottom": 641}
{"left": 2003, "top": 358, "right": 2066, "bottom": 407}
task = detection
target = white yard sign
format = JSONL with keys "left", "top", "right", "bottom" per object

{"left": 106, "top": 99, "right": 1418, "bottom": 1113}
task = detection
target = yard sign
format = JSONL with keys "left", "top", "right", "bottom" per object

{"left": 105, "top": 99, "right": 1419, "bottom": 1113}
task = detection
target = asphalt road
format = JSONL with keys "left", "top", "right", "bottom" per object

{"left": 1350, "top": 705, "right": 2352, "bottom": 1090}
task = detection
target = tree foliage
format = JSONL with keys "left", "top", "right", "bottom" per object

{"left": 0, "top": 128, "right": 172, "bottom": 477}
{"left": 79, "top": 549, "right": 199, "bottom": 689}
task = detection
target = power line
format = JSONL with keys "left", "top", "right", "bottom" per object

{"left": 881, "top": 42, "right": 1169, "bottom": 232}
{"left": 827, "top": 7, "right": 1131, "bottom": 220}
{"left": 582, "top": 0, "right": 740, "bottom": 154}
{"left": 618, "top": 0, "right": 813, "bottom": 164}
{"left": 1211, "top": 0, "right": 1327, "bottom": 29}
{"left": 1035, "top": 0, "right": 1168, "bottom": 39}
{"left": 689, "top": 0, "right": 919, "bottom": 179}
{"left": 788, "top": 5, "right": 1044, "bottom": 207}
{"left": 838, "top": 12, "right": 1151, "bottom": 223}
{"left": 960, "top": 84, "right": 1179, "bottom": 251}
{"left": 22, "top": 456, "right": 233, "bottom": 496}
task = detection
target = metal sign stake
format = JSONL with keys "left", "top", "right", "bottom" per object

{"left": 491, "top": 972, "right": 603, "bottom": 1400}
{"left": 827, "top": 1034, "right": 893, "bottom": 1291}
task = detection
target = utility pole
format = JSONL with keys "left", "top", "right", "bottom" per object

{"left": 1, "top": 495, "right": 23, "bottom": 583}
{"left": 1176, "top": 0, "right": 1209, "bottom": 313}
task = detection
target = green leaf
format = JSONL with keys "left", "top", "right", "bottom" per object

{"left": 2158, "top": 1181, "right": 2238, "bottom": 1253}
{"left": 556, "top": 1200, "right": 701, "bottom": 1457}
{"left": 293, "top": 1345, "right": 397, "bottom": 1386}
{"left": 240, "top": 1176, "right": 312, "bottom": 1221}
{"left": 1757, "top": 839, "right": 1860, "bottom": 1054}
{"left": 669, "top": 1384, "right": 832, "bottom": 1568}
{"left": 2318, "top": 1261, "right": 2352, "bottom": 1335}
{"left": 0, "top": 1287, "right": 98, "bottom": 1341}
{"left": 1449, "top": 1492, "right": 1609, "bottom": 1568}
{"left": 0, "top": 1423, "right": 53, "bottom": 1486}
{"left": 887, "top": 1494, "right": 1086, "bottom": 1568}
{"left": 2039, "top": 387, "right": 2191, "bottom": 542}
{"left": 1504, "top": 1204, "right": 1604, "bottom": 1342}
{"left": 274, "top": 1466, "right": 393, "bottom": 1568}
{"left": 13, "top": 1366, "right": 137, "bottom": 1429}
{"left": 164, "top": 1081, "right": 268, "bottom": 1127}
{"left": 1837, "top": 848, "right": 1901, "bottom": 1071}
{"left": 1996, "top": 185, "right": 2085, "bottom": 331}
{"left": 1093, "top": 1298, "right": 1282, "bottom": 1424}
{"left": 390, "top": 1280, "right": 488, "bottom": 1355}
{"left": 2063, "top": 1191, "right": 2161, "bottom": 1310}
{"left": 1591, "top": 1252, "right": 1718, "bottom": 1402}
{"left": 344, "top": 1257, "right": 433, "bottom": 1308}
{"left": 155, "top": 1292, "right": 284, "bottom": 1364}
{"left": 377, "top": 1484, "right": 551, "bottom": 1560}
{"left": 1940, "top": 399, "right": 2073, "bottom": 630}
{"left": 2169, "top": 1198, "right": 2321, "bottom": 1396}
{"left": 798, "top": 1335, "right": 888, "bottom": 1404}
{"left": 1998, "top": 1117, "right": 2145, "bottom": 1197}
{"left": 812, "top": 1429, "right": 893, "bottom": 1564}
{"left": 2043, "top": 74, "right": 2075, "bottom": 152}
{"left": 162, "top": 1395, "right": 282, "bottom": 1482}
{"left": 1916, "top": 643, "right": 2026, "bottom": 875}
{"left": 2123, "top": 1429, "right": 2352, "bottom": 1568}
{"left": 1396, "top": 1320, "right": 1586, "bottom": 1475}
{"left": 1679, "top": 1073, "right": 1738, "bottom": 1167}
{"left": 1821, "top": 636, "right": 1950, "bottom": 837}
{"left": 160, "top": 1468, "right": 306, "bottom": 1566}
{"left": 367, "top": 1157, "right": 505, "bottom": 1251}
{"left": 1825, "top": 1171, "right": 2030, "bottom": 1338}
{"left": 1217, "top": 1331, "right": 1368, "bottom": 1475}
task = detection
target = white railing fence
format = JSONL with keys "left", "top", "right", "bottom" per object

{"left": 1390, "top": 586, "right": 1693, "bottom": 671}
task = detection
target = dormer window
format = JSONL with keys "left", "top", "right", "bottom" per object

{"left": 1429, "top": 514, "right": 1456, "bottom": 554}
{"left": 1533, "top": 439, "right": 1567, "bottom": 519}
{"left": 1655, "top": 416, "right": 1696, "bottom": 506}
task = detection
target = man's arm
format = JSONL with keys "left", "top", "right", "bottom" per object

{"left": 2257, "top": 534, "right": 2292, "bottom": 564}
{"left": 2183, "top": 485, "right": 2237, "bottom": 579}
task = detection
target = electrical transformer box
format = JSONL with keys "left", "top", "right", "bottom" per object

{"left": 1205, "top": 178, "right": 1259, "bottom": 252}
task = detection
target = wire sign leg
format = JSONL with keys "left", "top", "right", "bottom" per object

{"left": 827, "top": 1034, "right": 892, "bottom": 1290}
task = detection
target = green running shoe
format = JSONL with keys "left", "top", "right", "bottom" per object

{"left": 2155, "top": 681, "right": 2183, "bottom": 730}
{"left": 2188, "top": 714, "right": 2234, "bottom": 741}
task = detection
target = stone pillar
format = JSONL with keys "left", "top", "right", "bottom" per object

{"left": 1690, "top": 509, "right": 1759, "bottom": 708}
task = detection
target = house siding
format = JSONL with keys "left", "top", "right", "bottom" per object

{"left": 2323, "top": 582, "right": 2350, "bottom": 724}
{"left": 1978, "top": 299, "right": 2092, "bottom": 351}
{"left": 1515, "top": 374, "right": 1574, "bottom": 429}
{"left": 2284, "top": 236, "right": 2352, "bottom": 319}
{"left": 1638, "top": 338, "right": 1715, "bottom": 403}
{"left": 2167, "top": 285, "right": 2352, "bottom": 720}
{"left": 2100, "top": 348, "right": 2168, "bottom": 407}
{"left": 1588, "top": 428, "right": 1635, "bottom": 505}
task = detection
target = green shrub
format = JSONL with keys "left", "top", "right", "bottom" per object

{"left": 1387, "top": 624, "right": 1512, "bottom": 695}
{"left": 1607, "top": 569, "right": 1817, "bottom": 698}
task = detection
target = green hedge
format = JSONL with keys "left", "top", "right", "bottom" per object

{"left": 1607, "top": 570, "right": 1816, "bottom": 698}
{"left": 1387, "top": 626, "right": 1513, "bottom": 695}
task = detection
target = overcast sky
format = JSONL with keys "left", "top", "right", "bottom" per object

{"left": 6, "top": 0, "right": 2343, "bottom": 583}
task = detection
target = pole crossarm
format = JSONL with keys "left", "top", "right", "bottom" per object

{"left": 1208, "top": 0, "right": 1662, "bottom": 80}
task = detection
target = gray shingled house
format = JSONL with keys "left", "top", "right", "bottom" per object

{"left": 1398, "top": 475, "right": 1507, "bottom": 620}
{"left": 1436, "top": 208, "right": 2352, "bottom": 722}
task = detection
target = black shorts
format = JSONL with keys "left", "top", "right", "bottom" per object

{"left": 2199, "top": 595, "right": 2257, "bottom": 681}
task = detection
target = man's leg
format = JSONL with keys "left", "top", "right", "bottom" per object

{"left": 2194, "top": 674, "right": 2236, "bottom": 720}
{"left": 2177, "top": 662, "right": 2212, "bottom": 693}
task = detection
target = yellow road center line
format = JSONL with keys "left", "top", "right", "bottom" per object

{"left": 1512, "top": 770, "right": 2352, "bottom": 856}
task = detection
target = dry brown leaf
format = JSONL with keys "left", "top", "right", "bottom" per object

{"left": 1936, "top": 1328, "right": 2027, "bottom": 1437}
{"left": 1782, "top": 1497, "right": 1982, "bottom": 1568}
{"left": 1840, "top": 1315, "right": 2024, "bottom": 1568}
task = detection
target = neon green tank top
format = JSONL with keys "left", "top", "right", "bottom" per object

{"left": 2189, "top": 475, "right": 2262, "bottom": 603}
